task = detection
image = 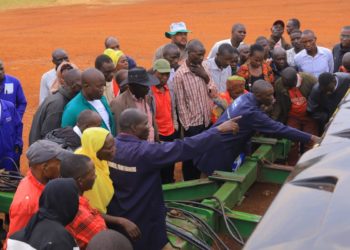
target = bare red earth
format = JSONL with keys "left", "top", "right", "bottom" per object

{"left": 0, "top": 0, "right": 348, "bottom": 173}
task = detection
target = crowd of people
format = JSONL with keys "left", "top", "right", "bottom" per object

{"left": 1, "top": 18, "right": 350, "bottom": 249}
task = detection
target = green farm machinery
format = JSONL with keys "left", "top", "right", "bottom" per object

{"left": 163, "top": 137, "right": 293, "bottom": 249}
{"left": 0, "top": 137, "right": 293, "bottom": 249}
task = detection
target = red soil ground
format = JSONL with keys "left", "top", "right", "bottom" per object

{"left": 0, "top": 2, "right": 348, "bottom": 248}
{"left": 0, "top": 0, "right": 348, "bottom": 173}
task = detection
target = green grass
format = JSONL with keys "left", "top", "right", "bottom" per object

{"left": 0, "top": 0, "right": 57, "bottom": 10}
{"left": 0, "top": 0, "right": 136, "bottom": 10}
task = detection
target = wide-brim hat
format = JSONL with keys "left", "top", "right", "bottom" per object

{"left": 165, "top": 22, "right": 191, "bottom": 39}
{"left": 121, "top": 67, "right": 159, "bottom": 86}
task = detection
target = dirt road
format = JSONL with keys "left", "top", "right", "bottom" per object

{"left": 0, "top": 0, "right": 348, "bottom": 171}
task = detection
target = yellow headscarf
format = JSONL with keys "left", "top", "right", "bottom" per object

{"left": 227, "top": 75, "right": 246, "bottom": 84}
{"left": 104, "top": 48, "right": 125, "bottom": 65}
{"left": 75, "top": 127, "right": 114, "bottom": 213}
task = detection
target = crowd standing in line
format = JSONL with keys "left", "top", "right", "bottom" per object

{"left": 1, "top": 18, "right": 350, "bottom": 250}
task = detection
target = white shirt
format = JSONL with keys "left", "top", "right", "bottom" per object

{"left": 204, "top": 58, "right": 232, "bottom": 93}
{"left": 88, "top": 100, "right": 111, "bottom": 132}
{"left": 207, "top": 38, "right": 244, "bottom": 59}
{"left": 39, "top": 68, "right": 56, "bottom": 104}
{"left": 167, "top": 68, "right": 176, "bottom": 91}
{"left": 294, "top": 46, "right": 334, "bottom": 78}
{"left": 73, "top": 125, "right": 82, "bottom": 138}
{"left": 287, "top": 48, "right": 297, "bottom": 67}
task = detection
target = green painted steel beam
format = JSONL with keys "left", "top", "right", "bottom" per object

{"left": 167, "top": 232, "right": 197, "bottom": 250}
{"left": 258, "top": 166, "right": 292, "bottom": 184}
{"left": 166, "top": 202, "right": 216, "bottom": 228}
{"left": 167, "top": 221, "right": 201, "bottom": 250}
{"left": 166, "top": 202, "right": 216, "bottom": 249}
{"left": 251, "top": 137, "right": 278, "bottom": 145}
{"left": 0, "top": 191, "right": 14, "bottom": 213}
{"left": 211, "top": 160, "right": 258, "bottom": 209}
{"left": 224, "top": 210, "right": 261, "bottom": 238}
{"left": 274, "top": 138, "right": 292, "bottom": 160}
{"left": 163, "top": 179, "right": 219, "bottom": 201}
{"left": 251, "top": 144, "right": 274, "bottom": 161}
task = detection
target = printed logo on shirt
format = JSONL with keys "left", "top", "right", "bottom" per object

{"left": 4, "top": 83, "right": 14, "bottom": 94}
{"left": 5, "top": 116, "right": 12, "bottom": 123}
{"left": 108, "top": 162, "right": 137, "bottom": 172}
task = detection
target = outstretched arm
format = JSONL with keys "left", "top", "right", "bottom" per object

{"left": 131, "top": 117, "right": 241, "bottom": 169}
{"left": 101, "top": 214, "right": 141, "bottom": 240}
{"left": 252, "top": 110, "right": 312, "bottom": 144}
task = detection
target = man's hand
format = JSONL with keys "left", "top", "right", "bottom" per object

{"left": 189, "top": 64, "right": 210, "bottom": 84}
{"left": 217, "top": 116, "right": 242, "bottom": 134}
{"left": 310, "top": 135, "right": 321, "bottom": 144}
{"left": 120, "top": 218, "right": 141, "bottom": 240}
{"left": 208, "top": 84, "right": 218, "bottom": 98}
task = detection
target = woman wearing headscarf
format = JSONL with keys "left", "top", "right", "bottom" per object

{"left": 104, "top": 48, "right": 129, "bottom": 101}
{"left": 75, "top": 127, "right": 115, "bottom": 214}
{"left": 7, "top": 178, "right": 79, "bottom": 250}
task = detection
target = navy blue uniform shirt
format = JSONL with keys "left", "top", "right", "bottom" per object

{"left": 108, "top": 128, "right": 222, "bottom": 250}
{"left": 195, "top": 93, "right": 312, "bottom": 175}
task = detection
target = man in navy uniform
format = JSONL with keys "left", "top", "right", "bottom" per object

{"left": 196, "top": 80, "right": 320, "bottom": 176}
{"left": 108, "top": 108, "right": 240, "bottom": 250}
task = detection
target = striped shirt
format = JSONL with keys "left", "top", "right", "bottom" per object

{"left": 173, "top": 62, "right": 215, "bottom": 130}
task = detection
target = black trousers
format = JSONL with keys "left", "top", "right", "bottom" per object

{"left": 159, "top": 131, "right": 178, "bottom": 184}
{"left": 182, "top": 124, "right": 209, "bottom": 180}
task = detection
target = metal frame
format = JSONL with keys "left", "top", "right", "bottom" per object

{"left": 164, "top": 137, "right": 292, "bottom": 248}
{"left": 0, "top": 137, "right": 293, "bottom": 249}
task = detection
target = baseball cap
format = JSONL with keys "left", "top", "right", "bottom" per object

{"left": 273, "top": 20, "right": 285, "bottom": 28}
{"left": 153, "top": 59, "right": 171, "bottom": 73}
{"left": 27, "top": 140, "right": 70, "bottom": 165}
{"left": 165, "top": 22, "right": 191, "bottom": 38}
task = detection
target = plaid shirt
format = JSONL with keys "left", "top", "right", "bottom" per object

{"left": 66, "top": 196, "right": 107, "bottom": 249}
{"left": 173, "top": 62, "right": 215, "bottom": 130}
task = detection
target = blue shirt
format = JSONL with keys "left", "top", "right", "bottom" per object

{"left": 0, "top": 99, "right": 23, "bottom": 171}
{"left": 108, "top": 129, "right": 222, "bottom": 250}
{"left": 0, "top": 74, "right": 27, "bottom": 119}
{"left": 294, "top": 46, "right": 334, "bottom": 78}
{"left": 195, "top": 93, "right": 312, "bottom": 175}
